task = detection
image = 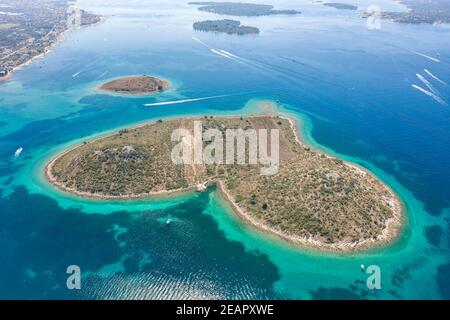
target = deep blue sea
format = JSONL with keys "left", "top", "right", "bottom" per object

{"left": 0, "top": 0, "right": 449, "bottom": 299}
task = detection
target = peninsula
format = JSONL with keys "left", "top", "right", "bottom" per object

{"left": 99, "top": 76, "right": 170, "bottom": 94}
{"left": 45, "top": 114, "right": 403, "bottom": 252}
{"left": 188, "top": 2, "right": 301, "bottom": 16}
{"left": 193, "top": 19, "right": 259, "bottom": 35}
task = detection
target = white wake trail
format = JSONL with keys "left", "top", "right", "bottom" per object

{"left": 412, "top": 84, "right": 447, "bottom": 106}
{"left": 191, "top": 36, "right": 249, "bottom": 66}
{"left": 220, "top": 50, "right": 243, "bottom": 60}
{"left": 192, "top": 36, "right": 209, "bottom": 48}
{"left": 98, "top": 71, "right": 109, "bottom": 79}
{"left": 412, "top": 51, "right": 440, "bottom": 62}
{"left": 424, "top": 69, "right": 447, "bottom": 86}
{"left": 72, "top": 71, "right": 81, "bottom": 78}
{"left": 144, "top": 94, "right": 234, "bottom": 107}
{"left": 210, "top": 49, "right": 234, "bottom": 59}
{"left": 219, "top": 50, "right": 255, "bottom": 68}
{"left": 416, "top": 73, "right": 438, "bottom": 94}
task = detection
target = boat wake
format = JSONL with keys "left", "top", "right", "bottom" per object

{"left": 190, "top": 36, "right": 355, "bottom": 108}
{"left": 219, "top": 50, "right": 243, "bottom": 60}
{"left": 98, "top": 71, "right": 109, "bottom": 79}
{"left": 412, "top": 84, "right": 447, "bottom": 106}
{"left": 192, "top": 36, "right": 209, "bottom": 48}
{"left": 143, "top": 93, "right": 242, "bottom": 107}
{"left": 412, "top": 51, "right": 440, "bottom": 62}
{"left": 416, "top": 73, "right": 438, "bottom": 94}
{"left": 210, "top": 49, "right": 234, "bottom": 60}
{"left": 192, "top": 36, "right": 250, "bottom": 65}
{"left": 424, "top": 69, "right": 447, "bottom": 86}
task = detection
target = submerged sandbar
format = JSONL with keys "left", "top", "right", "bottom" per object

{"left": 45, "top": 114, "right": 403, "bottom": 252}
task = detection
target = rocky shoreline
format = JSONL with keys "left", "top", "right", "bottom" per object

{"left": 44, "top": 113, "right": 404, "bottom": 253}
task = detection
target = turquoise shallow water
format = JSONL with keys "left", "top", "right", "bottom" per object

{"left": 0, "top": 0, "right": 449, "bottom": 299}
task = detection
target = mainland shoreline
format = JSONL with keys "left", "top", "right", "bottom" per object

{"left": 0, "top": 15, "right": 106, "bottom": 82}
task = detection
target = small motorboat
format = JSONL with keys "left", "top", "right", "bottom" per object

{"left": 14, "top": 147, "right": 23, "bottom": 158}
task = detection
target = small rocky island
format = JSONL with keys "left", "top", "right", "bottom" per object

{"left": 323, "top": 3, "right": 358, "bottom": 10}
{"left": 188, "top": 2, "right": 301, "bottom": 16}
{"left": 99, "top": 76, "right": 170, "bottom": 94}
{"left": 46, "top": 114, "right": 402, "bottom": 252}
{"left": 193, "top": 19, "right": 259, "bottom": 35}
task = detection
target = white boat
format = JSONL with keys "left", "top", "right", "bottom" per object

{"left": 14, "top": 147, "right": 23, "bottom": 158}
{"left": 196, "top": 181, "right": 208, "bottom": 192}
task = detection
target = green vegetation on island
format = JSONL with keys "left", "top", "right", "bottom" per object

{"left": 323, "top": 3, "right": 357, "bottom": 10}
{"left": 188, "top": 2, "right": 301, "bottom": 16}
{"left": 46, "top": 114, "right": 402, "bottom": 251}
{"left": 193, "top": 19, "right": 259, "bottom": 35}
{"left": 99, "top": 76, "right": 170, "bottom": 94}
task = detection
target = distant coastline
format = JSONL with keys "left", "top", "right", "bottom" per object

{"left": 0, "top": 4, "right": 103, "bottom": 81}
{"left": 372, "top": 0, "right": 450, "bottom": 25}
